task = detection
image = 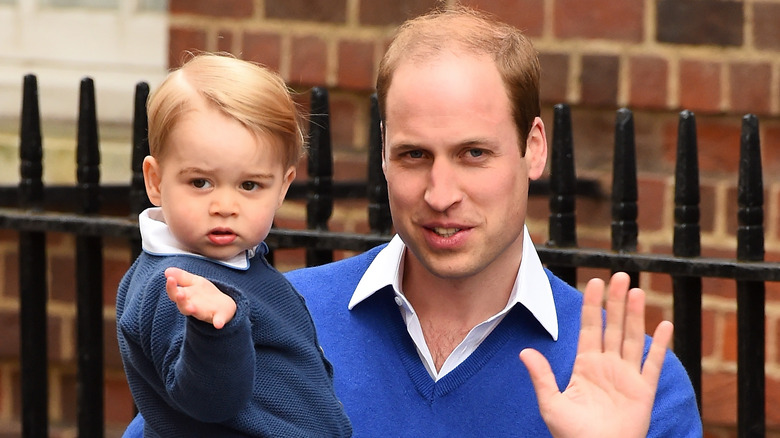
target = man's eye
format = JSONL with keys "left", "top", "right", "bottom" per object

{"left": 241, "top": 181, "right": 259, "bottom": 191}
{"left": 468, "top": 149, "right": 484, "bottom": 158}
{"left": 407, "top": 150, "right": 424, "bottom": 159}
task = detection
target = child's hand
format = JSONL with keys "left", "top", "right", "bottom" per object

{"left": 164, "top": 267, "right": 237, "bottom": 329}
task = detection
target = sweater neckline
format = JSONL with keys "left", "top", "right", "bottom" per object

{"left": 379, "top": 288, "right": 517, "bottom": 400}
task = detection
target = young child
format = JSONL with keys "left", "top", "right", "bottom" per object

{"left": 115, "top": 53, "right": 352, "bottom": 437}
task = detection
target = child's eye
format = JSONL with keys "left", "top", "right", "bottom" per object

{"left": 241, "top": 181, "right": 259, "bottom": 191}
{"left": 191, "top": 179, "right": 211, "bottom": 189}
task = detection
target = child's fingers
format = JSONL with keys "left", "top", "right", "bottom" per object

{"left": 165, "top": 275, "right": 180, "bottom": 302}
{"left": 164, "top": 266, "right": 200, "bottom": 288}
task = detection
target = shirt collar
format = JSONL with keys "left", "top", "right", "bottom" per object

{"left": 138, "top": 207, "right": 260, "bottom": 271}
{"left": 349, "top": 226, "right": 559, "bottom": 340}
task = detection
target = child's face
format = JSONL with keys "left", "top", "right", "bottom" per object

{"left": 143, "top": 101, "right": 295, "bottom": 261}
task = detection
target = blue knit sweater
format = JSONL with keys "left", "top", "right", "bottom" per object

{"left": 287, "top": 244, "right": 702, "bottom": 437}
{"left": 116, "top": 251, "right": 352, "bottom": 437}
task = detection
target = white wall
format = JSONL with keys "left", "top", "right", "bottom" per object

{"left": 0, "top": 0, "right": 168, "bottom": 183}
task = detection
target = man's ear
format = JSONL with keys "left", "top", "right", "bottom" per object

{"left": 142, "top": 156, "right": 163, "bottom": 207}
{"left": 276, "top": 166, "right": 297, "bottom": 209}
{"left": 525, "top": 117, "right": 548, "bottom": 180}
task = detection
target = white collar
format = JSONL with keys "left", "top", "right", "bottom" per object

{"left": 138, "top": 207, "right": 260, "bottom": 271}
{"left": 349, "top": 226, "right": 558, "bottom": 341}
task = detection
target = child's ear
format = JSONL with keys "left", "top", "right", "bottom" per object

{"left": 276, "top": 166, "right": 296, "bottom": 209}
{"left": 142, "top": 156, "right": 163, "bottom": 207}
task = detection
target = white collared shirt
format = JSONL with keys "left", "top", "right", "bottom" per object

{"left": 138, "top": 207, "right": 258, "bottom": 270}
{"left": 349, "top": 226, "right": 558, "bottom": 381}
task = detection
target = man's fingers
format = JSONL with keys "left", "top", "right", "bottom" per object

{"left": 519, "top": 348, "right": 560, "bottom": 410}
{"left": 641, "top": 320, "right": 673, "bottom": 388}
{"left": 578, "top": 278, "right": 606, "bottom": 355}
{"left": 603, "top": 272, "right": 630, "bottom": 354}
{"left": 622, "top": 288, "right": 647, "bottom": 368}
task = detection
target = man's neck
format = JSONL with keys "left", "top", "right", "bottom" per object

{"left": 402, "top": 254, "right": 519, "bottom": 371}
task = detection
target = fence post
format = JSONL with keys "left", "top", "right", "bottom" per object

{"left": 611, "top": 108, "right": 639, "bottom": 288}
{"left": 736, "top": 114, "right": 765, "bottom": 438}
{"left": 306, "top": 87, "right": 334, "bottom": 266}
{"left": 547, "top": 103, "right": 577, "bottom": 286}
{"left": 367, "top": 94, "right": 391, "bottom": 235}
{"left": 671, "top": 110, "right": 702, "bottom": 411}
{"left": 130, "top": 82, "right": 151, "bottom": 258}
{"left": 19, "top": 73, "right": 48, "bottom": 438}
{"left": 75, "top": 77, "right": 104, "bottom": 438}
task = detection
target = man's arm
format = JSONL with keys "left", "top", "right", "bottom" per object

{"left": 519, "top": 272, "right": 673, "bottom": 438}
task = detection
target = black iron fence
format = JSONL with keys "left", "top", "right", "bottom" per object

{"left": 2, "top": 74, "right": 778, "bottom": 437}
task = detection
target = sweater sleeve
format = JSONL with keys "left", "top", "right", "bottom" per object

{"left": 142, "top": 266, "right": 256, "bottom": 422}
{"left": 647, "top": 347, "right": 703, "bottom": 437}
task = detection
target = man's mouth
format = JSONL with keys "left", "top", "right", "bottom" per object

{"left": 433, "top": 227, "right": 460, "bottom": 238}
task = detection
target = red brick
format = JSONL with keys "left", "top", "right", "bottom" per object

{"left": 463, "top": 0, "right": 544, "bottom": 37}
{"left": 539, "top": 53, "right": 569, "bottom": 105}
{"left": 289, "top": 36, "right": 327, "bottom": 87}
{"left": 333, "top": 152, "right": 369, "bottom": 181}
{"left": 329, "top": 95, "right": 361, "bottom": 151}
{"left": 722, "top": 310, "right": 737, "bottom": 362}
{"left": 729, "top": 62, "right": 771, "bottom": 116}
{"left": 767, "top": 375, "right": 780, "bottom": 429}
{"left": 266, "top": 0, "right": 346, "bottom": 23}
{"left": 358, "top": 0, "right": 438, "bottom": 26}
{"left": 702, "top": 308, "right": 716, "bottom": 357}
{"left": 242, "top": 32, "right": 282, "bottom": 73}
{"left": 337, "top": 40, "right": 375, "bottom": 91}
{"left": 679, "top": 60, "right": 721, "bottom": 114}
{"left": 104, "top": 257, "right": 131, "bottom": 308}
{"left": 637, "top": 176, "right": 669, "bottom": 231}
{"left": 628, "top": 56, "right": 668, "bottom": 109}
{"left": 49, "top": 254, "right": 75, "bottom": 303}
{"left": 0, "top": 311, "right": 19, "bottom": 359}
{"left": 763, "top": 126, "right": 780, "bottom": 180}
{"left": 753, "top": 2, "right": 780, "bottom": 50}
{"left": 104, "top": 375, "right": 135, "bottom": 425}
{"left": 657, "top": 0, "right": 743, "bottom": 47}
{"left": 3, "top": 252, "right": 18, "bottom": 298}
{"left": 663, "top": 117, "right": 740, "bottom": 174}
{"left": 216, "top": 29, "right": 234, "bottom": 54}
{"left": 701, "top": 371, "right": 736, "bottom": 426}
{"left": 170, "top": 0, "right": 253, "bottom": 18}
{"left": 554, "top": 0, "right": 643, "bottom": 42}
{"left": 168, "top": 27, "right": 208, "bottom": 69}
{"left": 580, "top": 55, "right": 619, "bottom": 108}
{"left": 699, "top": 183, "right": 717, "bottom": 233}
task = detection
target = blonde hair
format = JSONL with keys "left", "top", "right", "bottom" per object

{"left": 147, "top": 52, "right": 304, "bottom": 169}
{"left": 376, "top": 5, "right": 540, "bottom": 154}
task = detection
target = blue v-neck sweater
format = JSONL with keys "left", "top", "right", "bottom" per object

{"left": 287, "top": 244, "right": 702, "bottom": 437}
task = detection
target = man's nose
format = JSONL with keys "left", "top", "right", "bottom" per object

{"left": 423, "top": 159, "right": 462, "bottom": 212}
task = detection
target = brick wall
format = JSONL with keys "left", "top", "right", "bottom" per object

{"left": 1, "top": 0, "right": 779, "bottom": 436}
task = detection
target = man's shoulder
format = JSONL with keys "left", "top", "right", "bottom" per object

{"left": 284, "top": 244, "right": 387, "bottom": 298}
{"left": 286, "top": 244, "right": 386, "bottom": 280}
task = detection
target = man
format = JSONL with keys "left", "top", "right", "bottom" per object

{"left": 123, "top": 5, "right": 701, "bottom": 437}
{"left": 287, "top": 5, "right": 700, "bottom": 437}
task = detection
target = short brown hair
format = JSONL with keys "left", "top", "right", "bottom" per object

{"left": 376, "top": 5, "right": 540, "bottom": 154}
{"left": 147, "top": 52, "right": 304, "bottom": 169}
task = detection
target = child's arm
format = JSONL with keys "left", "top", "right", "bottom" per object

{"left": 164, "top": 266, "right": 237, "bottom": 329}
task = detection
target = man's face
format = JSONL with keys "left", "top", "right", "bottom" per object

{"left": 382, "top": 50, "right": 547, "bottom": 282}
